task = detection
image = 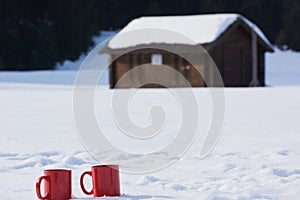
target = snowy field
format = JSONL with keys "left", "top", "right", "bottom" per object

{"left": 0, "top": 44, "right": 300, "bottom": 199}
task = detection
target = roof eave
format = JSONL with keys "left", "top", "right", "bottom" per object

{"left": 206, "top": 18, "right": 274, "bottom": 53}
{"left": 100, "top": 43, "right": 208, "bottom": 55}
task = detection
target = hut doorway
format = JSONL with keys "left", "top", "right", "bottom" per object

{"left": 223, "top": 45, "right": 244, "bottom": 86}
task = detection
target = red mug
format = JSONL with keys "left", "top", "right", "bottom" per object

{"left": 80, "top": 164, "right": 121, "bottom": 197}
{"left": 36, "top": 169, "right": 72, "bottom": 200}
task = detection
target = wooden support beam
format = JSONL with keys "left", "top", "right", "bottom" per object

{"left": 249, "top": 29, "right": 260, "bottom": 86}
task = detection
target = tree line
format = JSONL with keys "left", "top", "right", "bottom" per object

{"left": 0, "top": 0, "right": 298, "bottom": 70}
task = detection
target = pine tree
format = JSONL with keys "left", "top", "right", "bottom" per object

{"left": 278, "top": 0, "right": 300, "bottom": 51}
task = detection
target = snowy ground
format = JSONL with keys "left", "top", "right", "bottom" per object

{"left": 266, "top": 48, "right": 300, "bottom": 86}
{"left": 0, "top": 41, "right": 300, "bottom": 199}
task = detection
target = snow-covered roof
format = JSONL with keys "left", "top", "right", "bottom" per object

{"left": 107, "top": 13, "right": 272, "bottom": 49}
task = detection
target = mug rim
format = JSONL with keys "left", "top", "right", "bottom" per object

{"left": 91, "top": 164, "right": 119, "bottom": 169}
{"left": 44, "top": 169, "right": 71, "bottom": 172}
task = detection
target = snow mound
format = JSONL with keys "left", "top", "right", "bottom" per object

{"left": 56, "top": 31, "right": 117, "bottom": 70}
{"left": 266, "top": 48, "right": 300, "bottom": 86}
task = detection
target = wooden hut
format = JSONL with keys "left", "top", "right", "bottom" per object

{"left": 102, "top": 14, "right": 274, "bottom": 88}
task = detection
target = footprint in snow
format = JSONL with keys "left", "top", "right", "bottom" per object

{"left": 38, "top": 151, "right": 61, "bottom": 157}
{"left": 13, "top": 157, "right": 56, "bottom": 169}
{"left": 136, "top": 175, "right": 161, "bottom": 185}
{"left": 0, "top": 153, "right": 18, "bottom": 157}
{"left": 223, "top": 163, "right": 237, "bottom": 172}
{"left": 164, "top": 183, "right": 186, "bottom": 191}
{"left": 275, "top": 150, "right": 289, "bottom": 156}
{"left": 272, "top": 168, "right": 300, "bottom": 177}
{"left": 62, "top": 156, "right": 86, "bottom": 166}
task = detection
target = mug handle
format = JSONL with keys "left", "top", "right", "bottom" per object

{"left": 36, "top": 176, "right": 50, "bottom": 199}
{"left": 80, "top": 171, "right": 93, "bottom": 195}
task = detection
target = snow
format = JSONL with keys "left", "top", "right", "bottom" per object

{"left": 0, "top": 84, "right": 299, "bottom": 199}
{"left": 56, "top": 31, "right": 116, "bottom": 71}
{"left": 266, "top": 48, "right": 300, "bottom": 86}
{"left": 108, "top": 14, "right": 272, "bottom": 49}
{"left": 0, "top": 36, "right": 300, "bottom": 199}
